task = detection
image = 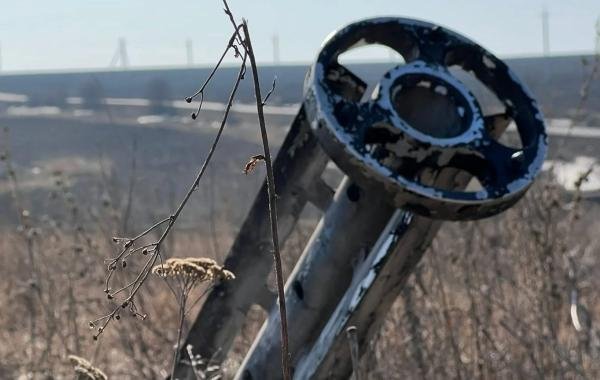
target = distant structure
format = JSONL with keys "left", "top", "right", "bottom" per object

{"left": 186, "top": 39, "right": 194, "bottom": 66}
{"left": 0, "top": 42, "right": 2, "bottom": 73}
{"left": 542, "top": 6, "right": 550, "bottom": 56}
{"left": 272, "top": 34, "right": 280, "bottom": 65}
{"left": 109, "top": 38, "right": 129, "bottom": 69}
{"left": 596, "top": 16, "right": 600, "bottom": 55}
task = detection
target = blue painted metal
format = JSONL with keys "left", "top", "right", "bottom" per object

{"left": 304, "top": 17, "right": 547, "bottom": 220}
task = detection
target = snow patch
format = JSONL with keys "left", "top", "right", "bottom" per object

{"left": 543, "top": 156, "right": 599, "bottom": 192}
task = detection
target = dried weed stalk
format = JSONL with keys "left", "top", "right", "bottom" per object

{"left": 186, "top": 344, "right": 223, "bottom": 380}
{"left": 152, "top": 257, "right": 234, "bottom": 379}
{"left": 90, "top": 31, "right": 246, "bottom": 340}
{"left": 88, "top": 1, "right": 291, "bottom": 378}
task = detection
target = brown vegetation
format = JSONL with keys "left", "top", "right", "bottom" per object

{"left": 2, "top": 131, "right": 599, "bottom": 379}
{"left": 1, "top": 4, "right": 598, "bottom": 379}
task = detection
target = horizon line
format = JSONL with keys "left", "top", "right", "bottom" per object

{"left": 0, "top": 50, "right": 596, "bottom": 77}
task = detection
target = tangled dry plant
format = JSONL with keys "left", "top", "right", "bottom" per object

{"left": 0, "top": 136, "right": 235, "bottom": 378}
{"left": 89, "top": 0, "right": 247, "bottom": 342}
{"left": 85, "top": 1, "right": 291, "bottom": 378}
{"left": 68, "top": 355, "right": 107, "bottom": 380}
{"left": 152, "top": 257, "right": 234, "bottom": 379}
{"left": 365, "top": 170, "right": 600, "bottom": 379}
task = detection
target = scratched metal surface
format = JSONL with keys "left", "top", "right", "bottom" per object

{"left": 304, "top": 17, "right": 548, "bottom": 220}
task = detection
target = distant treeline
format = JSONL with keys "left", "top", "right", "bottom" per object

{"left": 0, "top": 55, "right": 598, "bottom": 119}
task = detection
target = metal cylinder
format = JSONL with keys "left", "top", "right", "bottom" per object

{"left": 235, "top": 176, "right": 395, "bottom": 379}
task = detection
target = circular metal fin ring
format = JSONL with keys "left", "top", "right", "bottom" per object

{"left": 303, "top": 17, "right": 547, "bottom": 220}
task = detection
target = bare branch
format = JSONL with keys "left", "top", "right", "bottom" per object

{"left": 186, "top": 25, "right": 244, "bottom": 119}
{"left": 92, "top": 49, "right": 248, "bottom": 340}
{"left": 262, "top": 76, "right": 277, "bottom": 106}
{"left": 222, "top": 0, "right": 244, "bottom": 45}
{"left": 241, "top": 18, "right": 291, "bottom": 380}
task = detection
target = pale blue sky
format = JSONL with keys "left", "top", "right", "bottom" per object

{"left": 0, "top": 0, "right": 598, "bottom": 72}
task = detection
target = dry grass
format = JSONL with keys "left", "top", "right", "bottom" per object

{"left": 0, "top": 164, "right": 237, "bottom": 378}
{"left": 367, "top": 178, "right": 600, "bottom": 379}
{"left": 2, "top": 163, "right": 600, "bottom": 379}
{"left": 1, "top": 134, "right": 599, "bottom": 379}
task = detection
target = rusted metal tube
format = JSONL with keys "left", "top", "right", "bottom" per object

{"left": 235, "top": 176, "right": 395, "bottom": 380}
{"left": 294, "top": 210, "right": 439, "bottom": 379}
{"left": 294, "top": 116, "right": 512, "bottom": 379}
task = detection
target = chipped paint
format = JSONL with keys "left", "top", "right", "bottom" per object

{"left": 304, "top": 17, "right": 547, "bottom": 220}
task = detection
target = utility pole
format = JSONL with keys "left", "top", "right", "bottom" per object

{"left": 542, "top": 6, "right": 550, "bottom": 56}
{"left": 595, "top": 16, "right": 600, "bottom": 55}
{"left": 272, "top": 34, "right": 280, "bottom": 65}
{"left": 119, "top": 38, "right": 129, "bottom": 69}
{"left": 109, "top": 38, "right": 129, "bottom": 69}
{"left": 186, "top": 39, "right": 194, "bottom": 66}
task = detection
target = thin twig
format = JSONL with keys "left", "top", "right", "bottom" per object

{"left": 186, "top": 25, "right": 244, "bottom": 119}
{"left": 186, "top": 344, "right": 206, "bottom": 380}
{"left": 121, "top": 138, "right": 137, "bottom": 235}
{"left": 122, "top": 51, "right": 248, "bottom": 302}
{"left": 185, "top": 285, "right": 216, "bottom": 316}
{"left": 221, "top": 3, "right": 291, "bottom": 377}
{"left": 171, "top": 289, "right": 187, "bottom": 380}
{"left": 93, "top": 49, "right": 248, "bottom": 340}
{"left": 222, "top": 0, "right": 244, "bottom": 45}
{"left": 262, "top": 77, "right": 277, "bottom": 105}
{"left": 241, "top": 18, "right": 291, "bottom": 380}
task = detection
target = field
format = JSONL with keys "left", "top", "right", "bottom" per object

{"left": 1, "top": 55, "right": 599, "bottom": 379}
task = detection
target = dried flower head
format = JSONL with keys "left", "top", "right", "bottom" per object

{"left": 152, "top": 257, "right": 234, "bottom": 283}
{"left": 152, "top": 258, "right": 206, "bottom": 281}
{"left": 188, "top": 257, "right": 235, "bottom": 281}
{"left": 68, "top": 355, "right": 107, "bottom": 380}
